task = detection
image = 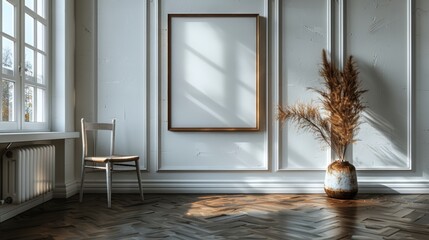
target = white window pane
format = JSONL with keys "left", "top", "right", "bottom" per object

{"left": 36, "top": 52, "right": 44, "bottom": 84}
{"left": 36, "top": 88, "right": 45, "bottom": 122}
{"left": 25, "top": 13, "right": 35, "bottom": 46}
{"left": 2, "top": 0, "right": 15, "bottom": 37}
{"left": 2, "top": 37, "right": 15, "bottom": 76}
{"left": 24, "top": 85, "right": 34, "bottom": 122}
{"left": 25, "top": 47, "right": 34, "bottom": 80}
{"left": 3, "top": 0, "right": 49, "bottom": 129}
{"left": 25, "top": 0, "right": 34, "bottom": 11}
{"left": 37, "top": 21, "right": 45, "bottom": 51}
{"left": 36, "top": 0, "right": 45, "bottom": 18}
{"left": 1, "top": 80, "right": 15, "bottom": 121}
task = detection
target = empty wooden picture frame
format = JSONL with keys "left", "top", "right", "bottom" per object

{"left": 168, "top": 14, "right": 261, "bottom": 132}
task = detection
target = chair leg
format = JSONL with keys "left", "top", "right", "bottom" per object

{"left": 106, "top": 162, "right": 112, "bottom": 208}
{"left": 79, "top": 163, "right": 86, "bottom": 203}
{"left": 135, "top": 160, "right": 144, "bottom": 201}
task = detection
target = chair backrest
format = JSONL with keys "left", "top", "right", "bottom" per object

{"left": 81, "top": 118, "right": 116, "bottom": 160}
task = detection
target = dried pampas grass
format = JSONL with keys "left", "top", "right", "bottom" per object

{"left": 277, "top": 50, "right": 367, "bottom": 162}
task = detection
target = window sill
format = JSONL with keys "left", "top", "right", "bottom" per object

{"left": 0, "top": 132, "right": 79, "bottom": 143}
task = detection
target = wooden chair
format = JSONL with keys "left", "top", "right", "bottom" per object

{"left": 79, "top": 118, "right": 144, "bottom": 208}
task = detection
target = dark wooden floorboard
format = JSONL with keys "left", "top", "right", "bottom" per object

{"left": 1, "top": 194, "right": 429, "bottom": 239}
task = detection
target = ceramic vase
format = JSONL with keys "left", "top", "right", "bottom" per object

{"left": 324, "top": 160, "right": 358, "bottom": 199}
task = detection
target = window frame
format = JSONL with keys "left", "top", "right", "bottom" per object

{"left": 1, "top": 0, "right": 50, "bottom": 132}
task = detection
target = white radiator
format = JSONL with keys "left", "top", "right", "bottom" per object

{"left": 2, "top": 145, "right": 55, "bottom": 204}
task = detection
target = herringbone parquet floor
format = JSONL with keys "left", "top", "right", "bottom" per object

{"left": 1, "top": 194, "right": 429, "bottom": 239}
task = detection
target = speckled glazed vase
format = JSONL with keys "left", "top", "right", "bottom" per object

{"left": 324, "top": 160, "right": 358, "bottom": 199}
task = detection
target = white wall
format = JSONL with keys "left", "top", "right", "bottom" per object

{"left": 97, "top": 0, "right": 147, "bottom": 167}
{"left": 51, "top": 0, "right": 77, "bottom": 197}
{"left": 74, "top": 0, "right": 429, "bottom": 194}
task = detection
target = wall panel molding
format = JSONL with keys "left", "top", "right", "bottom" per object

{"left": 336, "top": 0, "right": 345, "bottom": 69}
{"left": 406, "top": 0, "right": 415, "bottom": 172}
{"left": 151, "top": 0, "right": 160, "bottom": 172}
{"left": 276, "top": 0, "right": 415, "bottom": 171}
{"left": 277, "top": 0, "right": 332, "bottom": 171}
{"left": 96, "top": 0, "right": 149, "bottom": 170}
{"left": 273, "top": 0, "right": 281, "bottom": 171}
{"left": 346, "top": 0, "right": 415, "bottom": 171}
{"left": 157, "top": 0, "right": 269, "bottom": 171}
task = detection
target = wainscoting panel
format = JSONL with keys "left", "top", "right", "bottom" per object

{"left": 158, "top": 0, "right": 268, "bottom": 171}
{"left": 346, "top": 0, "right": 411, "bottom": 170}
{"left": 97, "top": 0, "right": 148, "bottom": 169}
{"left": 278, "top": 0, "right": 330, "bottom": 170}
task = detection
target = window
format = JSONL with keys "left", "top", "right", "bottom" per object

{"left": 1, "top": 0, "right": 49, "bottom": 131}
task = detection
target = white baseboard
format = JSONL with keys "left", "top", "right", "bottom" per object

{"left": 54, "top": 181, "right": 79, "bottom": 198}
{"left": 78, "top": 180, "right": 429, "bottom": 194}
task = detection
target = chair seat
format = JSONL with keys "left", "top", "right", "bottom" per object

{"left": 84, "top": 155, "right": 139, "bottom": 163}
